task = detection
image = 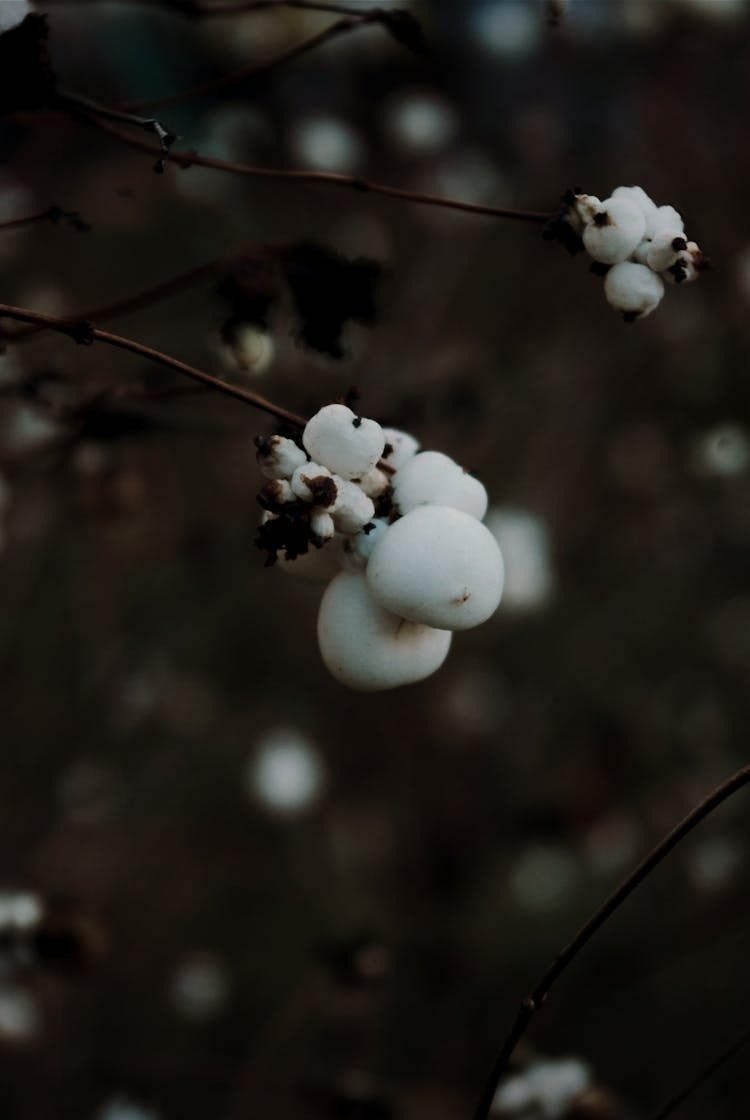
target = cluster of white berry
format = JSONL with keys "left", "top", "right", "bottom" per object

{"left": 256, "top": 404, "right": 504, "bottom": 691}
{"left": 559, "top": 185, "right": 708, "bottom": 320}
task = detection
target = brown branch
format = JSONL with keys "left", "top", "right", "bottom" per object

{"left": 3, "top": 243, "right": 270, "bottom": 343}
{"left": 67, "top": 112, "right": 552, "bottom": 224}
{"left": 472, "top": 762, "right": 750, "bottom": 1120}
{"left": 0, "top": 303, "right": 305, "bottom": 428}
{"left": 122, "top": 15, "right": 374, "bottom": 113}
{"left": 37, "top": 0, "right": 388, "bottom": 17}
{"left": 650, "top": 1024, "right": 750, "bottom": 1120}
{"left": 0, "top": 205, "right": 89, "bottom": 233}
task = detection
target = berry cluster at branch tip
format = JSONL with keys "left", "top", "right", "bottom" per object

{"left": 545, "top": 185, "right": 709, "bottom": 320}
{"left": 255, "top": 404, "right": 504, "bottom": 691}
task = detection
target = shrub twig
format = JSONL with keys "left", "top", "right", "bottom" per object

{"left": 473, "top": 762, "right": 750, "bottom": 1120}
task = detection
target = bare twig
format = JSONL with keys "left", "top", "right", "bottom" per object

{"left": 55, "top": 90, "right": 177, "bottom": 173}
{"left": 0, "top": 204, "right": 89, "bottom": 233}
{"left": 65, "top": 113, "right": 552, "bottom": 223}
{"left": 0, "top": 303, "right": 305, "bottom": 427}
{"left": 3, "top": 244, "right": 271, "bottom": 342}
{"left": 650, "top": 1024, "right": 750, "bottom": 1120}
{"left": 472, "top": 763, "right": 750, "bottom": 1120}
{"left": 36, "top": 0, "right": 396, "bottom": 17}
{"left": 122, "top": 14, "right": 376, "bottom": 112}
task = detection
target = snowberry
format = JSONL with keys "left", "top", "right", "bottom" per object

{"left": 604, "top": 261, "right": 665, "bottom": 320}
{"left": 330, "top": 477, "right": 375, "bottom": 533}
{"left": 366, "top": 505, "right": 504, "bottom": 631}
{"left": 302, "top": 404, "right": 385, "bottom": 481}
{"left": 381, "top": 427, "right": 421, "bottom": 471}
{"left": 582, "top": 197, "right": 646, "bottom": 264}
{"left": 646, "top": 228, "right": 688, "bottom": 272}
{"left": 393, "top": 451, "right": 488, "bottom": 520}
{"left": 340, "top": 518, "right": 389, "bottom": 572}
{"left": 644, "top": 204, "right": 684, "bottom": 239}
{"left": 309, "top": 509, "right": 335, "bottom": 544}
{"left": 612, "top": 184, "right": 657, "bottom": 217}
{"left": 290, "top": 462, "right": 338, "bottom": 506}
{"left": 317, "top": 571, "right": 452, "bottom": 691}
{"left": 256, "top": 435, "right": 307, "bottom": 480}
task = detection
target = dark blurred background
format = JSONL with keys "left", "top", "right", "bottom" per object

{"left": 1, "top": 0, "right": 750, "bottom": 1117}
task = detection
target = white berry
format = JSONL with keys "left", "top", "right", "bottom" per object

{"left": 604, "top": 261, "right": 665, "bottom": 319}
{"left": 291, "top": 462, "right": 337, "bottom": 505}
{"left": 330, "top": 477, "right": 375, "bottom": 533}
{"left": 612, "top": 185, "right": 657, "bottom": 217}
{"left": 256, "top": 435, "right": 307, "bottom": 480}
{"left": 340, "top": 518, "right": 389, "bottom": 572}
{"left": 366, "top": 505, "right": 504, "bottom": 631}
{"left": 381, "top": 427, "right": 420, "bottom": 471}
{"left": 393, "top": 451, "right": 488, "bottom": 520}
{"left": 645, "top": 204, "right": 684, "bottom": 239}
{"left": 646, "top": 228, "right": 688, "bottom": 272}
{"left": 317, "top": 571, "right": 452, "bottom": 691}
{"left": 302, "top": 404, "right": 385, "bottom": 481}
{"left": 582, "top": 197, "right": 647, "bottom": 264}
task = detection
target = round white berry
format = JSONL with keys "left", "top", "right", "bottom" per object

{"left": 317, "top": 571, "right": 452, "bottom": 691}
{"left": 256, "top": 435, "right": 307, "bottom": 480}
{"left": 330, "top": 477, "right": 375, "bottom": 533}
{"left": 611, "top": 185, "right": 657, "bottom": 217}
{"left": 381, "top": 427, "right": 420, "bottom": 471}
{"left": 302, "top": 404, "right": 385, "bottom": 481}
{"left": 645, "top": 204, "right": 684, "bottom": 239}
{"left": 366, "top": 505, "right": 504, "bottom": 631}
{"left": 291, "top": 462, "right": 337, "bottom": 506}
{"left": 569, "top": 194, "right": 603, "bottom": 233}
{"left": 309, "top": 509, "right": 335, "bottom": 544}
{"left": 604, "top": 261, "right": 665, "bottom": 320}
{"left": 392, "top": 451, "right": 488, "bottom": 520}
{"left": 646, "top": 228, "right": 688, "bottom": 272}
{"left": 340, "top": 517, "right": 389, "bottom": 572}
{"left": 582, "top": 197, "right": 647, "bottom": 264}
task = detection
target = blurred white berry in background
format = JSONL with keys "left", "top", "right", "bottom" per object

{"left": 96, "top": 1097, "right": 162, "bottom": 1120}
{"left": 492, "top": 1057, "right": 591, "bottom": 1119}
{"left": 247, "top": 727, "right": 324, "bottom": 813}
{"left": 170, "top": 952, "right": 229, "bottom": 1022}
{"left": 0, "top": 2, "right": 30, "bottom": 34}
{"left": 485, "top": 507, "right": 555, "bottom": 613}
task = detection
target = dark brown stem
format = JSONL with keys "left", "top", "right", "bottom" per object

{"left": 3, "top": 243, "right": 270, "bottom": 342}
{"left": 650, "top": 1025, "right": 750, "bottom": 1120}
{"left": 55, "top": 90, "right": 177, "bottom": 173}
{"left": 69, "top": 113, "right": 552, "bottom": 224}
{"left": 472, "top": 763, "right": 750, "bottom": 1120}
{"left": 37, "top": 0, "right": 380, "bottom": 17}
{"left": 0, "top": 206, "right": 76, "bottom": 233}
{"left": 122, "top": 15, "right": 372, "bottom": 112}
{"left": 0, "top": 303, "right": 305, "bottom": 428}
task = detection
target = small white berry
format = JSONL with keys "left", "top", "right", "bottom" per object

{"left": 645, "top": 204, "right": 684, "bottom": 239}
{"left": 582, "top": 197, "right": 647, "bottom": 264}
{"left": 604, "top": 261, "right": 665, "bottom": 320}
{"left": 330, "top": 477, "right": 375, "bottom": 533}
{"left": 646, "top": 228, "right": 688, "bottom": 272}
{"left": 358, "top": 466, "right": 390, "bottom": 499}
{"left": 611, "top": 185, "right": 657, "bottom": 217}
{"left": 309, "top": 509, "right": 335, "bottom": 544}
{"left": 317, "top": 571, "right": 452, "bottom": 691}
{"left": 366, "top": 505, "right": 504, "bottom": 631}
{"left": 302, "top": 404, "right": 385, "bottom": 481}
{"left": 340, "top": 518, "right": 389, "bottom": 572}
{"left": 381, "top": 427, "right": 420, "bottom": 470}
{"left": 291, "top": 462, "right": 337, "bottom": 505}
{"left": 393, "top": 451, "right": 488, "bottom": 520}
{"left": 256, "top": 435, "right": 307, "bottom": 480}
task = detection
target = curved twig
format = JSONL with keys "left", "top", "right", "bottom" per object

{"left": 650, "top": 1024, "right": 750, "bottom": 1120}
{"left": 473, "top": 763, "right": 750, "bottom": 1120}
{"left": 0, "top": 302, "right": 305, "bottom": 427}
{"left": 68, "top": 113, "right": 552, "bottom": 223}
{"left": 121, "top": 15, "right": 375, "bottom": 113}
{"left": 0, "top": 205, "right": 89, "bottom": 233}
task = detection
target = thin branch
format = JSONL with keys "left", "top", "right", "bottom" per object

{"left": 122, "top": 15, "right": 374, "bottom": 113}
{"left": 0, "top": 303, "right": 305, "bottom": 428}
{"left": 55, "top": 90, "right": 177, "bottom": 173}
{"left": 68, "top": 113, "right": 552, "bottom": 224}
{"left": 472, "top": 763, "right": 750, "bottom": 1120}
{"left": 0, "top": 205, "right": 87, "bottom": 233}
{"left": 650, "top": 1024, "right": 750, "bottom": 1120}
{"left": 2, "top": 244, "right": 270, "bottom": 343}
{"left": 36, "top": 0, "right": 393, "bottom": 17}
